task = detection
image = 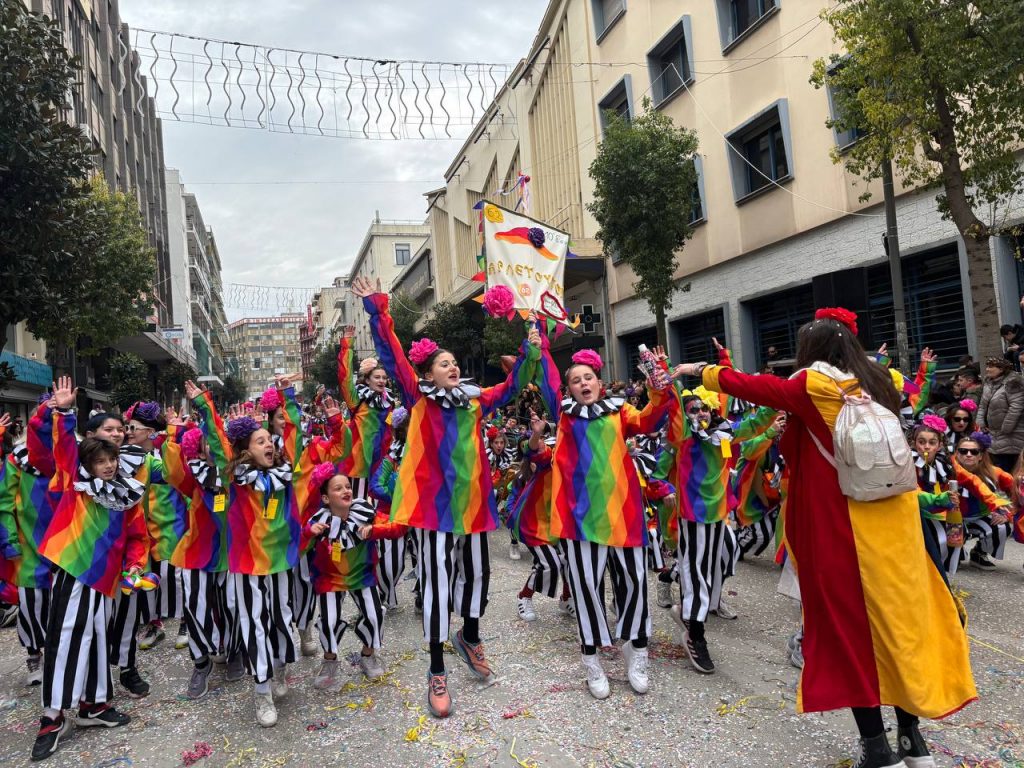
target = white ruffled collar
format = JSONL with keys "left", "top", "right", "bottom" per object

{"left": 356, "top": 383, "right": 394, "bottom": 411}
{"left": 418, "top": 379, "right": 482, "bottom": 409}
{"left": 74, "top": 466, "right": 145, "bottom": 511}
{"left": 560, "top": 395, "right": 624, "bottom": 420}
{"left": 187, "top": 459, "right": 222, "bottom": 491}
{"left": 234, "top": 462, "right": 293, "bottom": 492}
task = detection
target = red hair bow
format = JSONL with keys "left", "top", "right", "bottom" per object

{"left": 814, "top": 307, "right": 858, "bottom": 336}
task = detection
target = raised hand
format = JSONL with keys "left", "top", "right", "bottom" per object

{"left": 165, "top": 406, "right": 184, "bottom": 426}
{"left": 920, "top": 347, "right": 937, "bottom": 364}
{"left": 184, "top": 379, "right": 203, "bottom": 400}
{"left": 350, "top": 276, "right": 381, "bottom": 298}
{"left": 342, "top": 325, "right": 356, "bottom": 340}
{"left": 712, "top": 337, "right": 724, "bottom": 352}
{"left": 652, "top": 345, "right": 668, "bottom": 362}
{"left": 274, "top": 373, "right": 295, "bottom": 390}
{"left": 772, "top": 414, "right": 787, "bottom": 433}
{"left": 323, "top": 395, "right": 341, "bottom": 419}
{"left": 529, "top": 409, "right": 546, "bottom": 437}
{"left": 51, "top": 375, "right": 78, "bottom": 410}
{"left": 877, "top": 342, "right": 888, "bottom": 357}
{"left": 0, "top": 413, "right": 10, "bottom": 430}
{"left": 527, "top": 324, "right": 542, "bottom": 348}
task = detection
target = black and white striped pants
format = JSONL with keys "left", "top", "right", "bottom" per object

{"left": 182, "top": 569, "right": 228, "bottom": 663}
{"left": 525, "top": 544, "right": 564, "bottom": 599}
{"left": 318, "top": 588, "right": 385, "bottom": 654}
{"left": 737, "top": 509, "right": 779, "bottom": 558}
{"left": 17, "top": 586, "right": 50, "bottom": 654}
{"left": 924, "top": 519, "right": 962, "bottom": 577}
{"left": 347, "top": 476, "right": 370, "bottom": 503}
{"left": 107, "top": 589, "right": 141, "bottom": 670}
{"left": 966, "top": 516, "right": 1013, "bottom": 560}
{"left": 677, "top": 520, "right": 732, "bottom": 623}
{"left": 42, "top": 569, "right": 112, "bottom": 711}
{"left": 140, "top": 559, "right": 183, "bottom": 622}
{"left": 376, "top": 537, "right": 407, "bottom": 609}
{"left": 227, "top": 572, "right": 296, "bottom": 684}
{"left": 647, "top": 525, "right": 667, "bottom": 571}
{"left": 560, "top": 539, "right": 650, "bottom": 648}
{"left": 290, "top": 553, "right": 316, "bottom": 631}
{"left": 416, "top": 529, "right": 489, "bottom": 644}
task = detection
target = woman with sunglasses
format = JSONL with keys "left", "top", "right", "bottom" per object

{"left": 673, "top": 308, "right": 975, "bottom": 768}
{"left": 952, "top": 432, "right": 1015, "bottom": 571}
{"left": 944, "top": 400, "right": 977, "bottom": 454}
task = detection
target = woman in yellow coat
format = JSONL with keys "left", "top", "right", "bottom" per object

{"left": 674, "top": 308, "right": 975, "bottom": 768}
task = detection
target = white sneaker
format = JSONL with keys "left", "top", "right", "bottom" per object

{"left": 517, "top": 596, "right": 537, "bottom": 622}
{"left": 313, "top": 659, "right": 339, "bottom": 690}
{"left": 712, "top": 598, "right": 738, "bottom": 620}
{"left": 270, "top": 666, "right": 288, "bottom": 699}
{"left": 299, "top": 624, "right": 319, "bottom": 657}
{"left": 255, "top": 691, "right": 277, "bottom": 727}
{"left": 509, "top": 542, "right": 521, "bottom": 560}
{"left": 581, "top": 654, "right": 610, "bottom": 700}
{"left": 558, "top": 597, "right": 576, "bottom": 618}
{"left": 656, "top": 579, "right": 673, "bottom": 608}
{"left": 26, "top": 655, "right": 42, "bottom": 686}
{"left": 359, "top": 652, "right": 386, "bottom": 680}
{"left": 620, "top": 642, "right": 650, "bottom": 694}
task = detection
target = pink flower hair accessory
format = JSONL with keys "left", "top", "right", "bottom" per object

{"left": 311, "top": 462, "right": 338, "bottom": 493}
{"left": 181, "top": 427, "right": 204, "bottom": 460}
{"left": 409, "top": 338, "right": 439, "bottom": 366}
{"left": 571, "top": 349, "right": 604, "bottom": 373}
{"left": 921, "top": 414, "right": 949, "bottom": 435}
{"left": 260, "top": 387, "right": 283, "bottom": 413}
{"left": 482, "top": 285, "right": 517, "bottom": 321}
{"left": 958, "top": 399, "right": 978, "bottom": 413}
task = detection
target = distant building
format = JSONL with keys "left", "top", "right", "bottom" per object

{"left": 229, "top": 315, "right": 305, "bottom": 400}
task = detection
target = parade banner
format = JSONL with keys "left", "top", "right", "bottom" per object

{"left": 479, "top": 202, "right": 570, "bottom": 319}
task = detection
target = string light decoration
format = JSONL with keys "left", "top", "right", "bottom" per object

{"left": 224, "top": 283, "right": 317, "bottom": 313}
{"left": 122, "top": 28, "right": 516, "bottom": 140}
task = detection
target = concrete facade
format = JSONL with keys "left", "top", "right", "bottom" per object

{"left": 228, "top": 315, "right": 305, "bottom": 400}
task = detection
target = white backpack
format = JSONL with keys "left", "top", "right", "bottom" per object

{"left": 808, "top": 380, "right": 918, "bottom": 502}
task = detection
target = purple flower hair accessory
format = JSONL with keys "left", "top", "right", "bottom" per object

{"left": 527, "top": 227, "right": 545, "bottom": 248}
{"left": 37, "top": 392, "right": 52, "bottom": 404}
{"left": 969, "top": 430, "right": 993, "bottom": 451}
{"left": 226, "top": 416, "right": 261, "bottom": 444}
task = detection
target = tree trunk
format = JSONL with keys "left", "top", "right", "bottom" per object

{"left": 655, "top": 304, "right": 668, "bottom": 352}
{"left": 963, "top": 234, "right": 1002, "bottom": 362}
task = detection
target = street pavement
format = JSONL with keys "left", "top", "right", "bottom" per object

{"left": 0, "top": 536, "right": 1021, "bottom": 767}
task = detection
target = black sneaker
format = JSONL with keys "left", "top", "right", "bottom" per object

{"left": 119, "top": 666, "right": 150, "bottom": 698}
{"left": 853, "top": 733, "right": 903, "bottom": 767}
{"left": 414, "top": 589, "right": 423, "bottom": 614}
{"left": 76, "top": 703, "right": 130, "bottom": 728}
{"left": 31, "top": 714, "right": 72, "bottom": 761}
{"left": 683, "top": 627, "right": 715, "bottom": 674}
{"left": 897, "top": 723, "right": 936, "bottom": 768}
{"left": 971, "top": 548, "right": 996, "bottom": 570}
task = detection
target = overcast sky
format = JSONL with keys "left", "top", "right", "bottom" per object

{"left": 121, "top": 1, "right": 548, "bottom": 320}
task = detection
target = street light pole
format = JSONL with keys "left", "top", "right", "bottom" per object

{"left": 882, "top": 158, "right": 911, "bottom": 369}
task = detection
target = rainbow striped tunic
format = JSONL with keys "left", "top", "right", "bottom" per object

{"left": 0, "top": 448, "right": 55, "bottom": 589}
{"left": 336, "top": 336, "right": 393, "bottom": 479}
{"left": 365, "top": 293, "right": 539, "bottom": 534}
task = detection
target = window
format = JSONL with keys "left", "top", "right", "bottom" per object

{"left": 395, "top": 244, "right": 411, "bottom": 266}
{"left": 591, "top": 0, "right": 626, "bottom": 42}
{"left": 690, "top": 156, "right": 707, "bottom": 224}
{"left": 725, "top": 99, "right": 793, "bottom": 202}
{"left": 824, "top": 61, "right": 868, "bottom": 150}
{"left": 672, "top": 309, "right": 726, "bottom": 364}
{"left": 597, "top": 75, "right": 633, "bottom": 130}
{"left": 715, "top": 0, "right": 779, "bottom": 52}
{"left": 646, "top": 17, "right": 694, "bottom": 107}
{"left": 746, "top": 285, "right": 814, "bottom": 368}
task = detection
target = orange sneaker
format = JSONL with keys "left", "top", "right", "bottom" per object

{"left": 426, "top": 671, "right": 452, "bottom": 718}
{"left": 452, "top": 630, "right": 495, "bottom": 683}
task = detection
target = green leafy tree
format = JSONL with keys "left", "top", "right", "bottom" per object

{"left": 421, "top": 302, "right": 479, "bottom": 366}
{"left": 390, "top": 291, "right": 422, "bottom": 350}
{"left": 307, "top": 345, "right": 339, "bottom": 393}
{"left": 218, "top": 374, "right": 246, "bottom": 405}
{"left": 483, "top": 316, "right": 526, "bottom": 368}
{"left": 158, "top": 360, "right": 197, "bottom": 402}
{"left": 811, "top": 0, "right": 1024, "bottom": 358}
{"left": 0, "top": 2, "right": 94, "bottom": 345}
{"left": 109, "top": 352, "right": 150, "bottom": 410}
{"left": 29, "top": 176, "right": 156, "bottom": 352}
{"left": 588, "top": 99, "right": 700, "bottom": 348}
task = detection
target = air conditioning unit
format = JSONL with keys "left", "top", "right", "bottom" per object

{"left": 77, "top": 123, "right": 93, "bottom": 141}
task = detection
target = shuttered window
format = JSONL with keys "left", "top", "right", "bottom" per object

{"left": 746, "top": 285, "right": 814, "bottom": 367}
{"left": 672, "top": 309, "right": 726, "bottom": 363}
{"left": 867, "top": 244, "right": 967, "bottom": 367}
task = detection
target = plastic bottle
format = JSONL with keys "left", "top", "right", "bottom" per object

{"left": 637, "top": 344, "right": 667, "bottom": 390}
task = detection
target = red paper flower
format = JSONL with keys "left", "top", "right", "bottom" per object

{"left": 958, "top": 399, "right": 978, "bottom": 413}
{"left": 409, "top": 338, "right": 439, "bottom": 366}
{"left": 483, "top": 285, "right": 516, "bottom": 321}
{"left": 921, "top": 414, "right": 949, "bottom": 435}
{"left": 260, "top": 387, "right": 283, "bottom": 412}
{"left": 814, "top": 307, "right": 859, "bottom": 336}
{"left": 572, "top": 348, "right": 604, "bottom": 373}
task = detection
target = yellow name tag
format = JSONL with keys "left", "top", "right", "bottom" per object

{"left": 213, "top": 494, "right": 226, "bottom": 512}
{"left": 264, "top": 497, "right": 279, "bottom": 520}
{"left": 331, "top": 540, "right": 342, "bottom": 562}
{"left": 719, "top": 437, "right": 732, "bottom": 459}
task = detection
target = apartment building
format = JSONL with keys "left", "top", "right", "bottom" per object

{"left": 344, "top": 216, "right": 430, "bottom": 358}
{"left": 228, "top": 315, "right": 305, "bottom": 400}
{"left": 426, "top": 0, "right": 1024, "bottom": 378}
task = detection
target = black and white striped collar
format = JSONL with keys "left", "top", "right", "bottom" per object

{"left": 118, "top": 444, "right": 147, "bottom": 478}
{"left": 388, "top": 438, "right": 406, "bottom": 462}
{"left": 234, "top": 462, "right": 293, "bottom": 492}
{"left": 187, "top": 459, "right": 222, "bottom": 491}
{"left": 913, "top": 451, "right": 951, "bottom": 487}
{"left": 418, "top": 379, "right": 481, "bottom": 410}
{"left": 691, "top": 416, "right": 733, "bottom": 447}
{"left": 74, "top": 466, "right": 145, "bottom": 511}
{"left": 560, "top": 395, "right": 624, "bottom": 420}
{"left": 308, "top": 501, "right": 376, "bottom": 549}
{"left": 356, "top": 383, "right": 394, "bottom": 411}
{"left": 11, "top": 445, "right": 42, "bottom": 477}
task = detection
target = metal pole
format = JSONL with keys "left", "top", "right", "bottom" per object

{"left": 882, "top": 158, "right": 911, "bottom": 369}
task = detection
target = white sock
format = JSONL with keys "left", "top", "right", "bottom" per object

{"left": 43, "top": 707, "right": 60, "bottom": 719}
{"left": 254, "top": 681, "right": 270, "bottom": 694}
